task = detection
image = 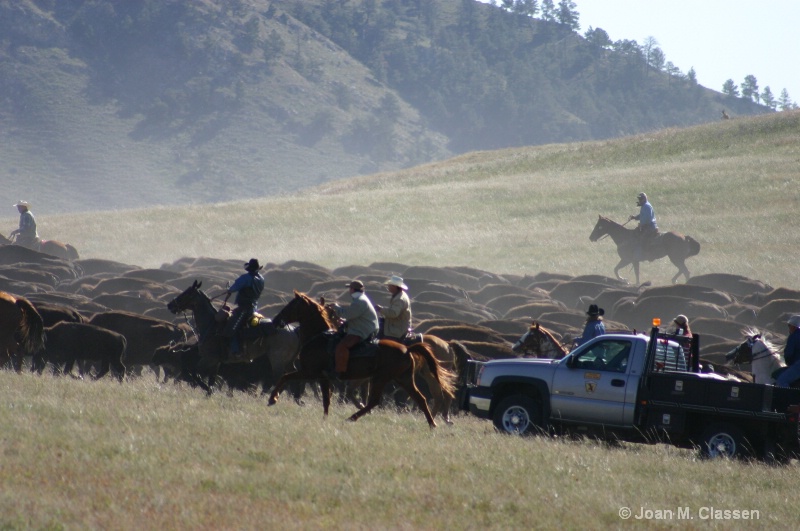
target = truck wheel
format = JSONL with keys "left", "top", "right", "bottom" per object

{"left": 492, "top": 395, "right": 543, "bottom": 435}
{"left": 700, "top": 424, "right": 747, "bottom": 459}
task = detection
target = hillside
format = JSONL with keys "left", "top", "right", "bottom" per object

{"left": 8, "top": 110, "right": 799, "bottom": 289}
{"left": 0, "top": 0, "right": 771, "bottom": 214}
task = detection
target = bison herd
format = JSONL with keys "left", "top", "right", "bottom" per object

{"left": 2, "top": 241, "right": 799, "bottom": 412}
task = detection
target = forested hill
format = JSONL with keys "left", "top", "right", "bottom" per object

{"left": 0, "top": 0, "right": 769, "bottom": 213}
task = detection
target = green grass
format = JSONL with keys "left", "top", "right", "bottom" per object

{"left": 10, "top": 110, "right": 799, "bottom": 289}
{"left": 3, "top": 113, "right": 800, "bottom": 527}
{"left": 1, "top": 372, "right": 795, "bottom": 529}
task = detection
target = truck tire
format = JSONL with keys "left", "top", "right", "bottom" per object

{"left": 700, "top": 423, "right": 748, "bottom": 459}
{"left": 492, "top": 395, "right": 543, "bottom": 435}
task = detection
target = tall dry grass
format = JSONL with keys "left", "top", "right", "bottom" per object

{"left": 7, "top": 111, "right": 798, "bottom": 288}
{"left": 1, "top": 371, "right": 795, "bottom": 529}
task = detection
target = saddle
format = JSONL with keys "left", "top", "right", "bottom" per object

{"left": 326, "top": 331, "right": 380, "bottom": 359}
{"left": 239, "top": 314, "right": 277, "bottom": 341}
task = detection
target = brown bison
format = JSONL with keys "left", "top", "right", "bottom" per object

{"left": 35, "top": 322, "right": 126, "bottom": 381}
{"left": 88, "top": 311, "right": 187, "bottom": 378}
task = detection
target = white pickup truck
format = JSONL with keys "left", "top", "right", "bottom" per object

{"left": 466, "top": 326, "right": 800, "bottom": 461}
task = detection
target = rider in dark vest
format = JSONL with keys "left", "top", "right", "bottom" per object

{"left": 222, "top": 258, "right": 265, "bottom": 357}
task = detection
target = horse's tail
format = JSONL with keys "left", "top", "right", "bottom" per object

{"left": 15, "top": 297, "right": 45, "bottom": 355}
{"left": 408, "top": 343, "right": 456, "bottom": 399}
{"left": 686, "top": 235, "right": 701, "bottom": 257}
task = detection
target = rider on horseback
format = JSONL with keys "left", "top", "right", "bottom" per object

{"left": 376, "top": 275, "right": 412, "bottom": 341}
{"left": 10, "top": 201, "right": 40, "bottom": 249}
{"left": 335, "top": 280, "right": 379, "bottom": 377}
{"left": 628, "top": 192, "right": 658, "bottom": 258}
{"left": 221, "top": 258, "right": 265, "bottom": 358}
{"left": 776, "top": 315, "right": 800, "bottom": 387}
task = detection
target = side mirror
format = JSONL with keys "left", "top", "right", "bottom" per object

{"left": 565, "top": 355, "right": 576, "bottom": 369}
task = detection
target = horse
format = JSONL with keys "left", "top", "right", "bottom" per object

{"left": 511, "top": 321, "right": 570, "bottom": 359}
{"left": 0, "top": 291, "right": 46, "bottom": 371}
{"left": 589, "top": 216, "right": 700, "bottom": 284}
{"left": 268, "top": 292, "right": 456, "bottom": 427}
{"left": 725, "top": 330, "right": 785, "bottom": 384}
{"left": 322, "top": 299, "right": 462, "bottom": 423}
{"left": 166, "top": 281, "right": 300, "bottom": 395}
{"left": 0, "top": 232, "right": 79, "bottom": 260}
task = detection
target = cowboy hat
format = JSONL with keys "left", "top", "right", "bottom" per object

{"left": 384, "top": 275, "right": 408, "bottom": 290}
{"left": 673, "top": 314, "right": 688, "bottom": 327}
{"left": 13, "top": 200, "right": 30, "bottom": 208}
{"left": 788, "top": 315, "right": 800, "bottom": 328}
{"left": 586, "top": 304, "right": 605, "bottom": 317}
{"left": 346, "top": 280, "right": 364, "bottom": 291}
{"left": 244, "top": 258, "right": 262, "bottom": 271}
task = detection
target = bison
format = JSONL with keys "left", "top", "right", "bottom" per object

{"left": 88, "top": 311, "right": 188, "bottom": 379}
{"left": 35, "top": 322, "right": 126, "bottom": 381}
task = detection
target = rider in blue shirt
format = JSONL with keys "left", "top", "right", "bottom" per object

{"left": 628, "top": 192, "right": 658, "bottom": 259}
{"left": 776, "top": 315, "right": 800, "bottom": 387}
{"left": 222, "top": 258, "right": 265, "bottom": 356}
{"left": 574, "top": 304, "right": 606, "bottom": 347}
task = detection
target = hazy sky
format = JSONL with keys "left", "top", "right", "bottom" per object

{"left": 480, "top": 0, "right": 800, "bottom": 102}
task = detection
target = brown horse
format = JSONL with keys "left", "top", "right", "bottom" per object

{"left": 269, "top": 292, "right": 455, "bottom": 427}
{"left": 511, "top": 321, "right": 570, "bottom": 359}
{"left": 0, "top": 232, "right": 79, "bottom": 260}
{"left": 0, "top": 291, "right": 46, "bottom": 371}
{"left": 589, "top": 216, "right": 700, "bottom": 284}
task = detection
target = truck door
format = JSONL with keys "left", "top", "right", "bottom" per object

{"left": 550, "top": 339, "right": 634, "bottom": 425}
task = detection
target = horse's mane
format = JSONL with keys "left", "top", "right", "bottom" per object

{"left": 743, "top": 327, "right": 780, "bottom": 354}
{"left": 533, "top": 322, "right": 564, "bottom": 346}
{"left": 294, "top": 291, "right": 337, "bottom": 329}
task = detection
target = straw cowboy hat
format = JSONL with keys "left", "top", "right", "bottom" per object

{"left": 13, "top": 200, "right": 31, "bottom": 209}
{"left": 384, "top": 275, "right": 408, "bottom": 290}
{"left": 673, "top": 314, "right": 689, "bottom": 327}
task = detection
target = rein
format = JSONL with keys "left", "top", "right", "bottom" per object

{"left": 749, "top": 342, "right": 775, "bottom": 362}
{"left": 596, "top": 218, "right": 633, "bottom": 242}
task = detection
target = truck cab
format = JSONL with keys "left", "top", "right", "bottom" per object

{"left": 469, "top": 331, "right": 692, "bottom": 429}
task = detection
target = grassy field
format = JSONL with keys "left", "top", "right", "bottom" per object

{"left": 1, "top": 372, "right": 794, "bottom": 529}
{"left": 8, "top": 110, "right": 799, "bottom": 288}
{"left": 2, "top": 112, "right": 800, "bottom": 528}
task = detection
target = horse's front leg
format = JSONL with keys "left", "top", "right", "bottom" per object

{"left": 319, "top": 378, "right": 332, "bottom": 417}
{"left": 268, "top": 370, "right": 306, "bottom": 405}
{"left": 632, "top": 261, "right": 640, "bottom": 285}
{"left": 613, "top": 259, "right": 630, "bottom": 283}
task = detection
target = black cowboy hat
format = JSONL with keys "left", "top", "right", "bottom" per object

{"left": 586, "top": 304, "right": 605, "bottom": 317}
{"left": 244, "top": 258, "right": 262, "bottom": 272}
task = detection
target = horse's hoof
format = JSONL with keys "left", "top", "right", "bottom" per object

{"left": 445, "top": 418, "right": 454, "bottom": 425}
{"left": 268, "top": 397, "right": 278, "bottom": 406}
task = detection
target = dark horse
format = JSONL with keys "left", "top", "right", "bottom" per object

{"left": 166, "top": 281, "right": 300, "bottom": 395}
{"left": 268, "top": 292, "right": 456, "bottom": 427}
{"left": 0, "top": 291, "right": 45, "bottom": 371}
{"left": 589, "top": 215, "right": 700, "bottom": 284}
